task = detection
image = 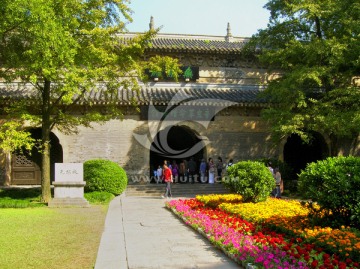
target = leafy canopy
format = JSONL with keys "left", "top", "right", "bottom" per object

{"left": 247, "top": 0, "right": 360, "bottom": 146}
{"left": 0, "top": 0, "right": 155, "bottom": 202}
{"left": 0, "top": 0, "right": 153, "bottom": 139}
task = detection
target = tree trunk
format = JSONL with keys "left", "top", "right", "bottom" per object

{"left": 4, "top": 152, "right": 11, "bottom": 186}
{"left": 41, "top": 80, "right": 52, "bottom": 203}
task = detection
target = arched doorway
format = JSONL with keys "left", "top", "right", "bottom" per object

{"left": 283, "top": 132, "right": 328, "bottom": 178}
{"left": 150, "top": 125, "right": 206, "bottom": 177}
{"left": 11, "top": 128, "right": 63, "bottom": 185}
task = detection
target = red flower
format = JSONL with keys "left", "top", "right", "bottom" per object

{"left": 339, "top": 262, "right": 347, "bottom": 269}
{"left": 311, "top": 260, "right": 318, "bottom": 268}
{"left": 283, "top": 245, "right": 290, "bottom": 251}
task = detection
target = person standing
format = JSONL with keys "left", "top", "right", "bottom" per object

{"left": 199, "top": 159, "right": 207, "bottom": 183}
{"left": 162, "top": 162, "right": 173, "bottom": 198}
{"left": 274, "top": 167, "right": 282, "bottom": 198}
{"left": 156, "top": 165, "right": 163, "bottom": 184}
{"left": 187, "top": 157, "right": 197, "bottom": 183}
{"left": 208, "top": 158, "right": 215, "bottom": 184}
{"left": 226, "top": 159, "right": 233, "bottom": 169}
{"left": 171, "top": 160, "right": 179, "bottom": 184}
{"left": 179, "top": 159, "right": 186, "bottom": 183}
{"left": 216, "top": 156, "right": 223, "bottom": 182}
{"left": 267, "top": 162, "right": 274, "bottom": 176}
{"left": 268, "top": 162, "right": 276, "bottom": 197}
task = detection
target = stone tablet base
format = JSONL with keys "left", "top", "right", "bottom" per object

{"left": 48, "top": 197, "right": 90, "bottom": 207}
{"left": 49, "top": 180, "right": 89, "bottom": 207}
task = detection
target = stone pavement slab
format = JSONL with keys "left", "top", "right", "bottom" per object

{"left": 95, "top": 195, "right": 241, "bottom": 269}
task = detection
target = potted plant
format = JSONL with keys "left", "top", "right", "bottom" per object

{"left": 183, "top": 67, "right": 193, "bottom": 82}
{"left": 150, "top": 70, "right": 162, "bottom": 81}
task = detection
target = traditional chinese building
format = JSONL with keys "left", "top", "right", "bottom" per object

{"left": 0, "top": 18, "right": 357, "bottom": 185}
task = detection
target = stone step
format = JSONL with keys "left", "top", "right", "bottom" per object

{"left": 125, "top": 183, "right": 231, "bottom": 197}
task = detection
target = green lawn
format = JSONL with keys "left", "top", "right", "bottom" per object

{"left": 0, "top": 203, "right": 108, "bottom": 269}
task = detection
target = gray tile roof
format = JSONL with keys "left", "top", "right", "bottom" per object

{"left": 0, "top": 83, "right": 267, "bottom": 107}
{"left": 124, "top": 33, "right": 249, "bottom": 54}
{"left": 147, "top": 38, "right": 246, "bottom": 54}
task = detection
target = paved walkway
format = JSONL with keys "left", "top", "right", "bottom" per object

{"left": 94, "top": 195, "right": 240, "bottom": 269}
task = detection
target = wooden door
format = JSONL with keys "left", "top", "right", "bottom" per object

{"left": 11, "top": 153, "right": 41, "bottom": 185}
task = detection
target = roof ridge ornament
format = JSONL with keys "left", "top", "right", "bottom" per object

{"left": 149, "top": 16, "right": 155, "bottom": 31}
{"left": 226, "top": 22, "right": 233, "bottom": 42}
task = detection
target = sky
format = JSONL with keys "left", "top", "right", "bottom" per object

{"left": 125, "top": 0, "right": 270, "bottom": 37}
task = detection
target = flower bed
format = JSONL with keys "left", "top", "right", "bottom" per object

{"left": 166, "top": 195, "right": 360, "bottom": 269}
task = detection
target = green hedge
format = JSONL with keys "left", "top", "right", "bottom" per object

{"left": 223, "top": 160, "right": 275, "bottom": 203}
{"left": 84, "top": 159, "right": 128, "bottom": 195}
{"left": 298, "top": 156, "right": 360, "bottom": 227}
{"left": 84, "top": 191, "right": 115, "bottom": 204}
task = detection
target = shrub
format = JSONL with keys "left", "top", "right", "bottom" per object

{"left": 84, "top": 159, "right": 128, "bottom": 195}
{"left": 298, "top": 156, "right": 360, "bottom": 227}
{"left": 84, "top": 191, "right": 114, "bottom": 205}
{"left": 223, "top": 160, "right": 275, "bottom": 203}
{"left": 0, "top": 188, "right": 45, "bottom": 208}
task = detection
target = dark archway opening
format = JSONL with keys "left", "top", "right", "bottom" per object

{"left": 150, "top": 125, "right": 205, "bottom": 180}
{"left": 283, "top": 132, "right": 328, "bottom": 179}
{"left": 12, "top": 128, "right": 63, "bottom": 184}
{"left": 30, "top": 128, "right": 63, "bottom": 180}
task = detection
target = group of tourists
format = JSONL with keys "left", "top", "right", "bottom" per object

{"left": 155, "top": 156, "right": 231, "bottom": 185}
{"left": 155, "top": 157, "right": 232, "bottom": 198}
{"left": 158, "top": 157, "right": 283, "bottom": 198}
{"left": 157, "top": 159, "right": 283, "bottom": 199}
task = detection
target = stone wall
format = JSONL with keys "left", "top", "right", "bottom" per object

{"left": 198, "top": 66, "right": 268, "bottom": 84}
{"left": 150, "top": 51, "right": 272, "bottom": 84}
{"left": 54, "top": 108, "right": 279, "bottom": 181}
{"left": 337, "top": 135, "right": 360, "bottom": 156}
{"left": 204, "top": 116, "right": 277, "bottom": 162}
{"left": 55, "top": 116, "right": 147, "bottom": 170}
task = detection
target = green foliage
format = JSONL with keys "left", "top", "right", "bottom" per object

{"left": 0, "top": 0, "right": 151, "bottom": 129}
{"left": 0, "top": 0, "right": 153, "bottom": 202}
{"left": 247, "top": 0, "right": 360, "bottom": 150}
{"left": 0, "top": 187, "right": 113, "bottom": 208}
{"left": 0, "top": 188, "right": 45, "bottom": 208}
{"left": 146, "top": 55, "right": 183, "bottom": 81}
{"left": 84, "top": 159, "right": 128, "bottom": 195}
{"left": 0, "top": 121, "right": 35, "bottom": 153}
{"left": 84, "top": 191, "right": 114, "bottom": 205}
{"left": 183, "top": 67, "right": 193, "bottom": 79}
{"left": 223, "top": 161, "right": 275, "bottom": 202}
{"left": 298, "top": 156, "right": 360, "bottom": 227}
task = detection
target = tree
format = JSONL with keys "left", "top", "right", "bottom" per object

{"left": 0, "top": 0, "right": 154, "bottom": 202}
{"left": 247, "top": 0, "right": 360, "bottom": 155}
{"left": 147, "top": 55, "right": 183, "bottom": 80}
